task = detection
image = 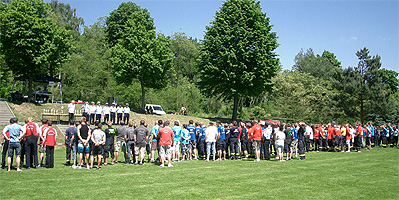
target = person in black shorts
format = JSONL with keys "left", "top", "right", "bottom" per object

{"left": 103, "top": 121, "right": 115, "bottom": 165}
{"left": 284, "top": 124, "right": 293, "bottom": 161}
{"left": 240, "top": 122, "right": 250, "bottom": 160}
{"left": 216, "top": 120, "right": 226, "bottom": 161}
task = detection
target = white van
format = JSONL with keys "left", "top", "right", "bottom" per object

{"left": 145, "top": 104, "right": 166, "bottom": 115}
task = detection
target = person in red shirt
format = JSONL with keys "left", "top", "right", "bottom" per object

{"left": 251, "top": 120, "right": 262, "bottom": 162}
{"left": 327, "top": 124, "right": 334, "bottom": 152}
{"left": 44, "top": 120, "right": 57, "bottom": 168}
{"left": 355, "top": 122, "right": 363, "bottom": 153}
{"left": 334, "top": 125, "right": 342, "bottom": 152}
{"left": 313, "top": 125, "right": 320, "bottom": 152}
{"left": 157, "top": 121, "right": 174, "bottom": 167}
{"left": 317, "top": 125, "right": 325, "bottom": 152}
{"left": 22, "top": 117, "right": 40, "bottom": 169}
{"left": 345, "top": 124, "right": 352, "bottom": 152}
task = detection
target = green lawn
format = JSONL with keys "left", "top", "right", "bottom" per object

{"left": 0, "top": 147, "right": 398, "bottom": 199}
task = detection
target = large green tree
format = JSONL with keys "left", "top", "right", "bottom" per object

{"left": 0, "top": 0, "right": 71, "bottom": 101}
{"left": 48, "top": 0, "right": 84, "bottom": 40}
{"left": 106, "top": 2, "right": 173, "bottom": 110}
{"left": 334, "top": 47, "right": 395, "bottom": 125}
{"left": 293, "top": 49, "right": 341, "bottom": 80}
{"left": 198, "top": 0, "right": 280, "bottom": 120}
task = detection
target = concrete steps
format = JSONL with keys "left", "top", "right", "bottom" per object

{"left": 0, "top": 101, "right": 15, "bottom": 125}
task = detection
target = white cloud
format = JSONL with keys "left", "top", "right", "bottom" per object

{"left": 350, "top": 36, "right": 358, "bottom": 41}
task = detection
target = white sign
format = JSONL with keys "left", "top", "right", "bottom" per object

{"left": 49, "top": 81, "right": 55, "bottom": 86}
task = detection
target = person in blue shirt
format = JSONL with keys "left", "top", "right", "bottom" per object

{"left": 172, "top": 121, "right": 182, "bottom": 161}
{"left": 291, "top": 124, "right": 298, "bottom": 158}
{"left": 2, "top": 118, "right": 23, "bottom": 172}
{"left": 370, "top": 122, "right": 375, "bottom": 147}
{"left": 198, "top": 122, "right": 207, "bottom": 160}
{"left": 216, "top": 120, "right": 226, "bottom": 161}
{"left": 186, "top": 120, "right": 197, "bottom": 160}
{"left": 150, "top": 120, "right": 162, "bottom": 162}
{"left": 181, "top": 124, "right": 191, "bottom": 161}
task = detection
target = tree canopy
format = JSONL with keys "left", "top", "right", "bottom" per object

{"left": 198, "top": 0, "right": 280, "bottom": 119}
{"left": 0, "top": 0, "right": 71, "bottom": 100}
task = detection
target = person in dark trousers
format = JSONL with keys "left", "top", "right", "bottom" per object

{"left": 239, "top": 122, "right": 249, "bottom": 160}
{"left": 263, "top": 122, "right": 273, "bottom": 160}
{"left": 297, "top": 122, "right": 306, "bottom": 160}
{"left": 229, "top": 121, "right": 240, "bottom": 160}
{"left": 123, "top": 103, "right": 130, "bottom": 125}
{"left": 23, "top": 117, "right": 39, "bottom": 169}
{"left": 44, "top": 121, "right": 57, "bottom": 168}
{"left": 198, "top": 122, "right": 206, "bottom": 160}
{"left": 1, "top": 122, "right": 12, "bottom": 169}
{"left": 104, "top": 121, "right": 116, "bottom": 165}
{"left": 64, "top": 120, "right": 76, "bottom": 167}
{"left": 89, "top": 102, "right": 96, "bottom": 125}
{"left": 110, "top": 103, "right": 117, "bottom": 125}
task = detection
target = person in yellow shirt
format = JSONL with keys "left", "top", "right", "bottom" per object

{"left": 340, "top": 125, "right": 347, "bottom": 152}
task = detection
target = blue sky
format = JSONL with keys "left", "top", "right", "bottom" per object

{"left": 49, "top": 0, "right": 398, "bottom": 72}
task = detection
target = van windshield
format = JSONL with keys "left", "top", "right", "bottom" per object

{"left": 153, "top": 106, "right": 163, "bottom": 111}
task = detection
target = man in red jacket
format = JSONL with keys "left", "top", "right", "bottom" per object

{"left": 157, "top": 121, "right": 174, "bottom": 167}
{"left": 22, "top": 117, "right": 40, "bottom": 169}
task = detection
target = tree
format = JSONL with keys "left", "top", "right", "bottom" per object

{"left": 334, "top": 47, "right": 393, "bottom": 125}
{"left": 170, "top": 32, "right": 200, "bottom": 83}
{"left": 0, "top": 0, "right": 71, "bottom": 101}
{"left": 48, "top": 0, "right": 84, "bottom": 40}
{"left": 106, "top": 2, "right": 173, "bottom": 110}
{"left": 293, "top": 49, "right": 341, "bottom": 80}
{"left": 198, "top": 0, "right": 280, "bottom": 120}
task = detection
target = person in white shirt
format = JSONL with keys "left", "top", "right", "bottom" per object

{"left": 95, "top": 101, "right": 102, "bottom": 124}
{"left": 110, "top": 103, "right": 117, "bottom": 125}
{"left": 263, "top": 122, "right": 273, "bottom": 160}
{"left": 103, "top": 103, "right": 111, "bottom": 123}
{"left": 123, "top": 103, "right": 130, "bottom": 124}
{"left": 81, "top": 101, "right": 90, "bottom": 121}
{"left": 305, "top": 123, "right": 313, "bottom": 152}
{"left": 116, "top": 104, "right": 123, "bottom": 125}
{"left": 275, "top": 125, "right": 286, "bottom": 162}
{"left": 68, "top": 100, "right": 75, "bottom": 122}
{"left": 205, "top": 122, "right": 217, "bottom": 162}
{"left": 88, "top": 102, "right": 95, "bottom": 125}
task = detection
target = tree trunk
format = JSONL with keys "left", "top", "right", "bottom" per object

{"left": 141, "top": 80, "right": 145, "bottom": 111}
{"left": 232, "top": 96, "right": 238, "bottom": 120}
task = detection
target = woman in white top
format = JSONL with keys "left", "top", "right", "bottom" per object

{"left": 275, "top": 125, "right": 286, "bottom": 162}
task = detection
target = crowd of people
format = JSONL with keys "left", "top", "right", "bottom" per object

{"left": 2, "top": 115, "right": 398, "bottom": 171}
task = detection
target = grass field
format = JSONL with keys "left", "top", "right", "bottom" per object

{"left": 0, "top": 147, "right": 398, "bottom": 199}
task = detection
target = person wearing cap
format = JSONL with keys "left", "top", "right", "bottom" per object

{"left": 68, "top": 100, "right": 75, "bottom": 122}
{"left": 89, "top": 102, "right": 96, "bottom": 125}
{"left": 81, "top": 101, "right": 90, "bottom": 121}
{"left": 95, "top": 102, "right": 102, "bottom": 124}
{"left": 123, "top": 103, "right": 130, "bottom": 124}
{"left": 103, "top": 103, "right": 110, "bottom": 123}
{"left": 116, "top": 104, "right": 123, "bottom": 125}
{"left": 110, "top": 103, "right": 117, "bottom": 125}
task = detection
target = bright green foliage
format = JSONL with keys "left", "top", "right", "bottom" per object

{"left": 0, "top": 0, "right": 71, "bottom": 99}
{"left": 48, "top": 0, "right": 84, "bottom": 40}
{"left": 59, "top": 20, "right": 115, "bottom": 102}
{"left": 198, "top": 0, "right": 280, "bottom": 119}
{"left": 333, "top": 47, "right": 395, "bottom": 124}
{"left": 270, "top": 71, "right": 338, "bottom": 123}
{"left": 293, "top": 49, "right": 341, "bottom": 80}
{"left": 170, "top": 32, "right": 200, "bottom": 82}
{"left": 107, "top": 2, "right": 173, "bottom": 110}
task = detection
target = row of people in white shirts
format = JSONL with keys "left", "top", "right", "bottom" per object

{"left": 81, "top": 102, "right": 130, "bottom": 115}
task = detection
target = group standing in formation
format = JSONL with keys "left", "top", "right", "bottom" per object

{"left": 2, "top": 113, "right": 398, "bottom": 171}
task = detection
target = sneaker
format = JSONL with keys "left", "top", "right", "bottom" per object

{"left": 358, "top": 151, "right": 361, "bottom": 153}
{"left": 242, "top": 158, "right": 248, "bottom": 161}
{"left": 114, "top": 161, "right": 118, "bottom": 164}
{"left": 87, "top": 165, "right": 90, "bottom": 170}
{"left": 77, "top": 165, "right": 82, "bottom": 169}
{"left": 96, "top": 167, "right": 101, "bottom": 170}
{"left": 111, "top": 162, "right": 114, "bottom": 165}
{"left": 159, "top": 164, "right": 164, "bottom": 167}
{"left": 71, "top": 165, "right": 77, "bottom": 169}
{"left": 150, "top": 159, "right": 155, "bottom": 163}
{"left": 104, "top": 163, "right": 108, "bottom": 166}
{"left": 139, "top": 162, "right": 143, "bottom": 165}
{"left": 168, "top": 164, "right": 174, "bottom": 167}
{"left": 134, "top": 163, "right": 138, "bottom": 165}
